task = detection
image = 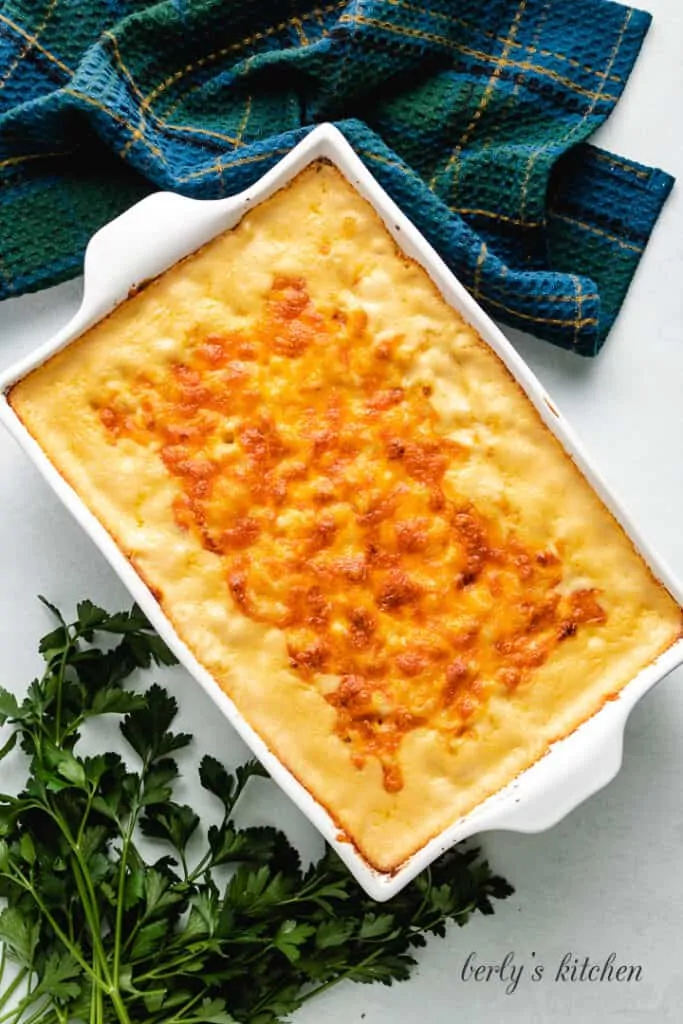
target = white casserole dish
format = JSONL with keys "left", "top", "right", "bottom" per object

{"left": 1, "top": 123, "right": 681, "bottom": 901}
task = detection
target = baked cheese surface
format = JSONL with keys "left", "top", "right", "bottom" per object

{"left": 10, "top": 162, "right": 682, "bottom": 871}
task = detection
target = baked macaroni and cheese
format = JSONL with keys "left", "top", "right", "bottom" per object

{"left": 10, "top": 162, "right": 682, "bottom": 871}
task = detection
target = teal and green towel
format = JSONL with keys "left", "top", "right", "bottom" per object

{"left": 0, "top": 0, "right": 674, "bottom": 355}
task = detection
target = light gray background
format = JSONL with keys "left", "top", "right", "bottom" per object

{"left": 1, "top": 1, "right": 681, "bottom": 1020}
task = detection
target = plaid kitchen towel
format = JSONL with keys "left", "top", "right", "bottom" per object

{"left": 0, "top": 0, "right": 674, "bottom": 356}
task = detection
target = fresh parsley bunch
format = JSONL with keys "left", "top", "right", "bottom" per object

{"left": 0, "top": 599, "right": 512, "bottom": 1024}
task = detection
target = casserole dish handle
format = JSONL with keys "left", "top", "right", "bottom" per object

{"left": 485, "top": 705, "right": 629, "bottom": 835}
{"left": 82, "top": 190, "right": 248, "bottom": 320}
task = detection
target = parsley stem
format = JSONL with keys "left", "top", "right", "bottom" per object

{"left": 89, "top": 951, "right": 97, "bottom": 1024}
{"left": 76, "top": 789, "right": 95, "bottom": 847}
{"left": 35, "top": 742, "right": 113, "bottom": 992}
{"left": 162, "top": 987, "right": 210, "bottom": 1023}
{"left": 10, "top": 867, "right": 102, "bottom": 990}
{"left": 108, "top": 988, "right": 133, "bottom": 1024}
{"left": 114, "top": 752, "right": 153, "bottom": 977}
{"left": 298, "top": 948, "right": 384, "bottom": 1007}
{"left": 53, "top": 621, "right": 78, "bottom": 745}
{"left": 0, "top": 958, "right": 36, "bottom": 1024}
{"left": 14, "top": 1001, "right": 56, "bottom": 1024}
{"left": 69, "top": 855, "right": 112, "bottom": 983}
{"left": 134, "top": 947, "right": 212, "bottom": 980}
{"left": 0, "top": 966, "right": 28, "bottom": 1014}
{"left": 0, "top": 1004, "right": 27, "bottom": 1024}
{"left": 89, "top": 944, "right": 105, "bottom": 1024}
{"left": 42, "top": 800, "right": 111, "bottom": 996}
{"left": 414, "top": 865, "right": 433, "bottom": 918}
{"left": 185, "top": 841, "right": 217, "bottom": 884}
{"left": 113, "top": 805, "right": 139, "bottom": 989}
{"left": 188, "top": 768, "right": 254, "bottom": 882}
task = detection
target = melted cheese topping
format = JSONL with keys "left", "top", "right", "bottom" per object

{"left": 10, "top": 162, "right": 682, "bottom": 872}
{"left": 95, "top": 276, "right": 608, "bottom": 795}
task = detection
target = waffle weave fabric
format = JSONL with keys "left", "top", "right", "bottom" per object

{"left": 0, "top": 0, "right": 674, "bottom": 355}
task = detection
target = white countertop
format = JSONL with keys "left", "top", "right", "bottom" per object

{"left": 1, "top": 2, "right": 681, "bottom": 1020}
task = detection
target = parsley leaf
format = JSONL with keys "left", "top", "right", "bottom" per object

{"left": 0, "top": 689, "right": 21, "bottom": 724}
{"left": 121, "top": 684, "right": 191, "bottom": 763}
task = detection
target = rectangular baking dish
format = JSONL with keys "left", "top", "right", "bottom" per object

{"left": 1, "top": 123, "right": 682, "bottom": 901}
